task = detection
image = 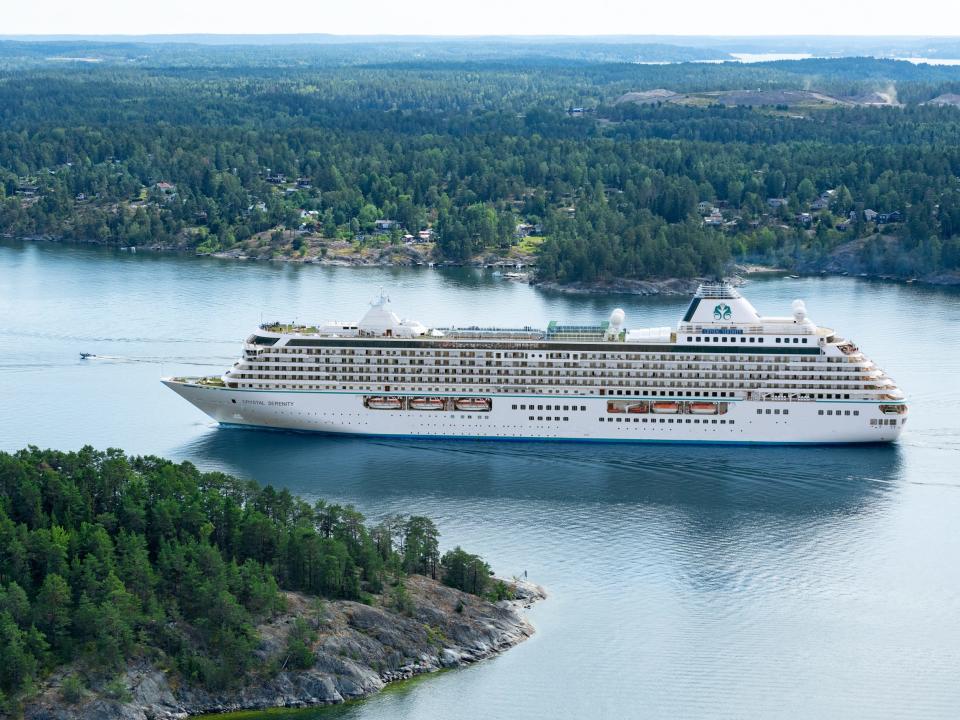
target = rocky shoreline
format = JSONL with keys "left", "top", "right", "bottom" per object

{"left": 7, "top": 235, "right": 960, "bottom": 290}
{"left": 23, "top": 576, "right": 546, "bottom": 720}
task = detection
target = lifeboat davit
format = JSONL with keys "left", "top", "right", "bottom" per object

{"left": 627, "top": 402, "right": 649, "bottom": 414}
{"left": 366, "top": 396, "right": 402, "bottom": 410}
{"left": 455, "top": 398, "right": 492, "bottom": 411}
{"left": 690, "top": 402, "right": 718, "bottom": 415}
{"left": 652, "top": 401, "right": 680, "bottom": 414}
{"left": 607, "top": 402, "right": 626, "bottom": 413}
{"left": 410, "top": 397, "right": 445, "bottom": 411}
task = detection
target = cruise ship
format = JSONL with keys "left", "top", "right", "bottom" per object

{"left": 163, "top": 284, "right": 907, "bottom": 444}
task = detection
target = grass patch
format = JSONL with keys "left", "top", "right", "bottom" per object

{"left": 515, "top": 235, "right": 545, "bottom": 255}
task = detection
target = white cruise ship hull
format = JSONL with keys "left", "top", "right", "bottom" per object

{"left": 163, "top": 380, "right": 903, "bottom": 445}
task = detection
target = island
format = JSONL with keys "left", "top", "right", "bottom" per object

{"left": 3, "top": 45, "right": 960, "bottom": 289}
{"left": 0, "top": 447, "right": 544, "bottom": 719}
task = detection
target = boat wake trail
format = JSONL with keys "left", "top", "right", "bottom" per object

{"left": 79, "top": 354, "right": 231, "bottom": 367}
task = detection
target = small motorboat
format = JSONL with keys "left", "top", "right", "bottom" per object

{"left": 80, "top": 352, "right": 96, "bottom": 359}
{"left": 366, "top": 396, "right": 403, "bottom": 410}
{"left": 455, "top": 397, "right": 492, "bottom": 411}
{"left": 652, "top": 401, "right": 680, "bottom": 414}
{"left": 409, "top": 397, "right": 445, "bottom": 411}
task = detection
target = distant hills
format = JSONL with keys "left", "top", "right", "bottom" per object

{"left": 1, "top": 35, "right": 960, "bottom": 68}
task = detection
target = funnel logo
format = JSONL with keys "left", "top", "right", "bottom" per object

{"left": 713, "top": 303, "right": 732, "bottom": 321}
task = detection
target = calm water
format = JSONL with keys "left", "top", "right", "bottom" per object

{"left": 3, "top": 241, "right": 960, "bottom": 719}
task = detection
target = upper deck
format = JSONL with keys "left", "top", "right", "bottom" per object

{"left": 250, "top": 284, "right": 835, "bottom": 350}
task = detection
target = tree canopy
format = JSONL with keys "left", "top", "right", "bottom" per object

{"left": 0, "top": 446, "right": 488, "bottom": 712}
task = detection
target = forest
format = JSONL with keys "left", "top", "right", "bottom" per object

{"left": 2, "top": 50, "right": 960, "bottom": 282}
{"left": 0, "top": 446, "right": 498, "bottom": 713}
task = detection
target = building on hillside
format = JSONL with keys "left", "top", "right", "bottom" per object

{"left": 704, "top": 209, "right": 724, "bottom": 226}
{"left": 697, "top": 201, "right": 714, "bottom": 214}
{"left": 810, "top": 197, "right": 830, "bottom": 211}
{"left": 767, "top": 197, "right": 789, "bottom": 209}
{"left": 375, "top": 219, "right": 399, "bottom": 233}
{"left": 864, "top": 209, "right": 878, "bottom": 222}
{"left": 877, "top": 211, "right": 902, "bottom": 224}
{"left": 515, "top": 222, "right": 537, "bottom": 238}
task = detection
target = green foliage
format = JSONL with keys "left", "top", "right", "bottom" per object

{"left": 488, "top": 580, "right": 515, "bottom": 603}
{"left": 60, "top": 674, "right": 84, "bottom": 705}
{"left": 0, "top": 446, "right": 491, "bottom": 707}
{"left": 440, "top": 548, "right": 493, "bottom": 597}
{"left": 389, "top": 581, "right": 415, "bottom": 617}
{"left": 2, "top": 60, "right": 960, "bottom": 280}
{"left": 283, "top": 618, "right": 316, "bottom": 671}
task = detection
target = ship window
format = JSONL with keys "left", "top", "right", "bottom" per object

{"left": 598, "top": 418, "right": 603, "bottom": 422}
{"left": 774, "top": 409, "right": 780, "bottom": 415}
{"left": 765, "top": 409, "right": 772, "bottom": 414}
{"left": 730, "top": 420, "right": 735, "bottom": 425}
{"left": 776, "top": 338, "right": 781, "bottom": 343}
{"left": 757, "top": 409, "right": 762, "bottom": 415}
{"left": 844, "top": 410, "right": 850, "bottom": 416}
{"left": 803, "top": 338, "right": 808, "bottom": 343}
{"left": 537, "top": 416, "right": 542, "bottom": 421}
{"left": 564, "top": 417, "right": 569, "bottom": 422}
{"left": 512, "top": 404, "right": 517, "bottom": 410}
{"left": 581, "top": 406, "right": 586, "bottom": 411}
{"left": 537, "top": 405, "right": 543, "bottom": 410}
{"left": 749, "top": 337, "right": 755, "bottom": 342}
{"left": 854, "top": 410, "right": 859, "bottom": 416}
{"left": 784, "top": 410, "right": 789, "bottom": 415}
{"left": 712, "top": 419, "right": 717, "bottom": 424}
{"left": 687, "top": 337, "right": 692, "bottom": 341}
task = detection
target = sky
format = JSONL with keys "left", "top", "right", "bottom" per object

{"left": 3, "top": 0, "right": 960, "bottom": 37}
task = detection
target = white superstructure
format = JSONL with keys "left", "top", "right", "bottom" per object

{"left": 163, "top": 284, "right": 907, "bottom": 444}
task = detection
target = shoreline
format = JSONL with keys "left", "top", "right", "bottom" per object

{"left": 7, "top": 235, "right": 960, "bottom": 292}
{"left": 24, "top": 577, "right": 546, "bottom": 720}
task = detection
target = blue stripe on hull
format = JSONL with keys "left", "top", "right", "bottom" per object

{"left": 216, "top": 422, "right": 895, "bottom": 447}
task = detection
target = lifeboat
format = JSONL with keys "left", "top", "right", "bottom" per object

{"left": 366, "top": 396, "right": 402, "bottom": 410}
{"left": 455, "top": 397, "right": 492, "bottom": 411}
{"left": 627, "top": 402, "right": 649, "bottom": 414}
{"left": 409, "top": 397, "right": 445, "bottom": 411}
{"left": 606, "top": 401, "right": 627, "bottom": 414}
{"left": 652, "top": 401, "right": 680, "bottom": 414}
{"left": 689, "top": 402, "right": 718, "bottom": 415}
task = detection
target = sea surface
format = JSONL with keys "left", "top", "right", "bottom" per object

{"left": 2, "top": 240, "right": 959, "bottom": 719}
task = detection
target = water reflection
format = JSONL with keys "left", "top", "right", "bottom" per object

{"left": 176, "top": 427, "right": 903, "bottom": 519}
